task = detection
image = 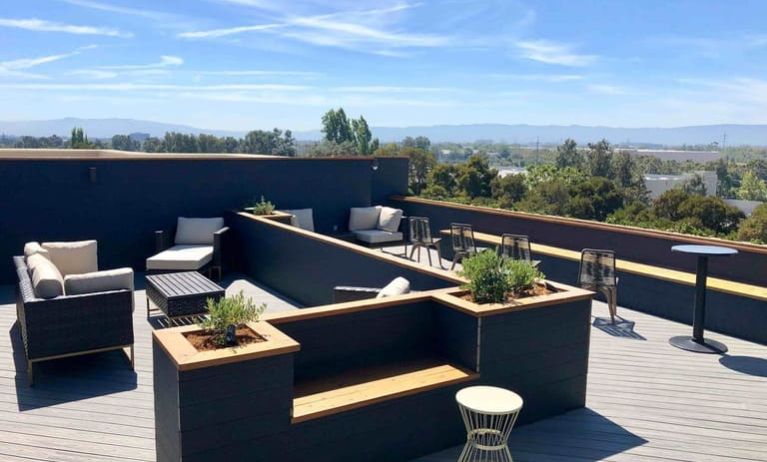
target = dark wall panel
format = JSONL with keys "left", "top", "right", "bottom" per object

{"left": 229, "top": 212, "right": 455, "bottom": 306}
{"left": 0, "top": 157, "right": 409, "bottom": 283}
{"left": 395, "top": 198, "right": 767, "bottom": 286}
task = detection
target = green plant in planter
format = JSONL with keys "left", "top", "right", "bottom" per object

{"left": 458, "top": 250, "right": 545, "bottom": 303}
{"left": 246, "top": 195, "right": 275, "bottom": 215}
{"left": 505, "top": 259, "right": 544, "bottom": 296}
{"left": 199, "top": 291, "right": 266, "bottom": 347}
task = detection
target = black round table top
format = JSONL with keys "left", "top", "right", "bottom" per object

{"left": 671, "top": 244, "right": 738, "bottom": 257}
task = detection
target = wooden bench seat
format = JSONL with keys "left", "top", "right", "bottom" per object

{"left": 292, "top": 360, "right": 478, "bottom": 424}
{"left": 440, "top": 229, "right": 767, "bottom": 302}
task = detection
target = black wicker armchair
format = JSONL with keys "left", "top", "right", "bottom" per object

{"left": 14, "top": 256, "right": 134, "bottom": 386}
{"left": 150, "top": 223, "right": 229, "bottom": 281}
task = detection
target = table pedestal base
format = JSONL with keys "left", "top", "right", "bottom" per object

{"left": 669, "top": 336, "right": 727, "bottom": 354}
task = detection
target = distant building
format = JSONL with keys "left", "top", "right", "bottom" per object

{"left": 644, "top": 171, "right": 717, "bottom": 199}
{"left": 497, "top": 167, "right": 527, "bottom": 177}
{"left": 627, "top": 149, "right": 722, "bottom": 162}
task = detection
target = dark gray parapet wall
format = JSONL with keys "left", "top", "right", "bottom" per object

{"left": 392, "top": 196, "right": 767, "bottom": 286}
{"left": 0, "top": 151, "right": 408, "bottom": 283}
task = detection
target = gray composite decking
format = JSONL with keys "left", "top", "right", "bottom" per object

{"left": 1, "top": 273, "right": 766, "bottom": 461}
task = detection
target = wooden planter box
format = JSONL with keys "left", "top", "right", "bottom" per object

{"left": 153, "top": 321, "right": 300, "bottom": 462}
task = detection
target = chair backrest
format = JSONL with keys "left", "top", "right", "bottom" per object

{"left": 409, "top": 216, "right": 432, "bottom": 244}
{"left": 450, "top": 223, "right": 476, "bottom": 253}
{"left": 500, "top": 234, "right": 532, "bottom": 262}
{"left": 578, "top": 248, "right": 617, "bottom": 287}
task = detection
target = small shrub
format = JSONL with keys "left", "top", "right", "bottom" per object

{"left": 737, "top": 203, "right": 767, "bottom": 244}
{"left": 506, "top": 259, "right": 544, "bottom": 295}
{"left": 199, "top": 291, "right": 266, "bottom": 346}
{"left": 459, "top": 250, "right": 545, "bottom": 304}
{"left": 459, "top": 250, "right": 510, "bottom": 304}
{"left": 247, "top": 195, "right": 275, "bottom": 215}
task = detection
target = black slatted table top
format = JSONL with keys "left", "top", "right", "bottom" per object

{"left": 146, "top": 271, "right": 224, "bottom": 300}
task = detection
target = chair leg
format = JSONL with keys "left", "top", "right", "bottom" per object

{"left": 426, "top": 246, "right": 433, "bottom": 267}
{"left": 608, "top": 287, "right": 618, "bottom": 323}
{"left": 128, "top": 344, "right": 135, "bottom": 370}
{"left": 417, "top": 246, "right": 422, "bottom": 263}
{"left": 27, "top": 360, "right": 33, "bottom": 387}
{"left": 451, "top": 252, "right": 463, "bottom": 271}
{"left": 409, "top": 245, "right": 417, "bottom": 260}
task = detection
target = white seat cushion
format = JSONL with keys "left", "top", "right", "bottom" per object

{"left": 24, "top": 241, "right": 50, "bottom": 259}
{"left": 146, "top": 245, "right": 213, "bottom": 271}
{"left": 283, "top": 209, "right": 315, "bottom": 232}
{"left": 65, "top": 268, "right": 134, "bottom": 295}
{"left": 174, "top": 217, "right": 224, "bottom": 245}
{"left": 349, "top": 206, "right": 382, "bottom": 231}
{"left": 376, "top": 277, "right": 411, "bottom": 298}
{"left": 41, "top": 240, "right": 98, "bottom": 276}
{"left": 353, "top": 229, "right": 403, "bottom": 244}
{"left": 26, "top": 253, "right": 64, "bottom": 299}
{"left": 377, "top": 207, "right": 403, "bottom": 232}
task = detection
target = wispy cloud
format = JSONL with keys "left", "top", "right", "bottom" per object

{"left": 586, "top": 84, "right": 633, "bottom": 96}
{"left": 0, "top": 18, "right": 131, "bottom": 37}
{"left": 0, "top": 83, "right": 310, "bottom": 92}
{"left": 0, "top": 45, "right": 96, "bottom": 79}
{"left": 100, "top": 55, "right": 184, "bottom": 70}
{"left": 488, "top": 73, "right": 584, "bottom": 82}
{"left": 331, "top": 85, "right": 454, "bottom": 93}
{"left": 197, "top": 70, "right": 322, "bottom": 78}
{"left": 178, "top": 2, "right": 449, "bottom": 55}
{"left": 60, "top": 0, "right": 169, "bottom": 19}
{"left": 515, "top": 40, "right": 597, "bottom": 67}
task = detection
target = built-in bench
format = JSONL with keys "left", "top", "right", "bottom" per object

{"left": 440, "top": 229, "right": 767, "bottom": 344}
{"left": 292, "top": 359, "right": 477, "bottom": 423}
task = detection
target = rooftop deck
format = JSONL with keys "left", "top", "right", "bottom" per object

{"left": 1, "top": 268, "right": 765, "bottom": 461}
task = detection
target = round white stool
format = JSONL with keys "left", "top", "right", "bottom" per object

{"left": 455, "top": 386, "right": 523, "bottom": 462}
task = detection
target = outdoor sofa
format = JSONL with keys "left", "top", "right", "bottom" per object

{"left": 146, "top": 217, "right": 228, "bottom": 280}
{"left": 348, "top": 206, "right": 406, "bottom": 245}
{"left": 14, "top": 240, "right": 134, "bottom": 386}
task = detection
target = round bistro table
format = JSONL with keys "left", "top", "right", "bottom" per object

{"left": 455, "top": 386, "right": 523, "bottom": 462}
{"left": 670, "top": 244, "right": 738, "bottom": 354}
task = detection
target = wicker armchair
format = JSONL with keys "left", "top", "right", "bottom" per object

{"left": 14, "top": 256, "right": 134, "bottom": 386}
{"left": 149, "top": 218, "right": 229, "bottom": 281}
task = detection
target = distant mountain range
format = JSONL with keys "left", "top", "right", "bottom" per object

{"left": 1, "top": 118, "right": 766, "bottom": 146}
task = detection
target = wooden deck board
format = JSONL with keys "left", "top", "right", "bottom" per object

{"left": 413, "top": 301, "right": 767, "bottom": 462}
{"left": 1, "top": 271, "right": 766, "bottom": 461}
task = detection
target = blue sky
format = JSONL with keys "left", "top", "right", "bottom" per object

{"left": 0, "top": 0, "right": 766, "bottom": 131}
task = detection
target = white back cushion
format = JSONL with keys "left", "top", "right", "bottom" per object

{"left": 24, "top": 241, "right": 50, "bottom": 259}
{"left": 175, "top": 217, "right": 224, "bottom": 245}
{"left": 285, "top": 209, "right": 315, "bottom": 232}
{"left": 65, "top": 268, "right": 134, "bottom": 295}
{"left": 349, "top": 206, "right": 381, "bottom": 231}
{"left": 377, "top": 207, "right": 403, "bottom": 232}
{"left": 376, "top": 277, "right": 411, "bottom": 299}
{"left": 27, "top": 253, "right": 64, "bottom": 299}
{"left": 41, "top": 240, "right": 98, "bottom": 276}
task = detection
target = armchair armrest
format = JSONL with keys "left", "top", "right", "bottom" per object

{"left": 333, "top": 286, "right": 381, "bottom": 303}
{"left": 213, "top": 226, "right": 229, "bottom": 268}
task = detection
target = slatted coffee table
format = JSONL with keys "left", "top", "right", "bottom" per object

{"left": 145, "top": 271, "right": 225, "bottom": 325}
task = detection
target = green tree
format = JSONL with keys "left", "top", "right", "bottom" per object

{"left": 737, "top": 171, "right": 767, "bottom": 201}
{"left": 457, "top": 154, "right": 497, "bottom": 198}
{"left": 681, "top": 173, "right": 708, "bottom": 196}
{"left": 400, "top": 147, "right": 436, "bottom": 195}
{"left": 585, "top": 139, "right": 613, "bottom": 177}
{"left": 403, "top": 136, "right": 431, "bottom": 150}
{"left": 715, "top": 158, "right": 735, "bottom": 198}
{"left": 426, "top": 163, "right": 460, "bottom": 197}
{"left": 69, "top": 127, "right": 93, "bottom": 149}
{"left": 351, "top": 116, "right": 377, "bottom": 156}
{"left": 111, "top": 134, "right": 140, "bottom": 151}
{"left": 304, "top": 140, "right": 357, "bottom": 157}
{"left": 737, "top": 203, "right": 767, "bottom": 243}
{"left": 567, "top": 177, "right": 624, "bottom": 221}
{"left": 555, "top": 138, "right": 582, "bottom": 169}
{"left": 491, "top": 174, "right": 527, "bottom": 208}
{"left": 321, "top": 108, "right": 353, "bottom": 144}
